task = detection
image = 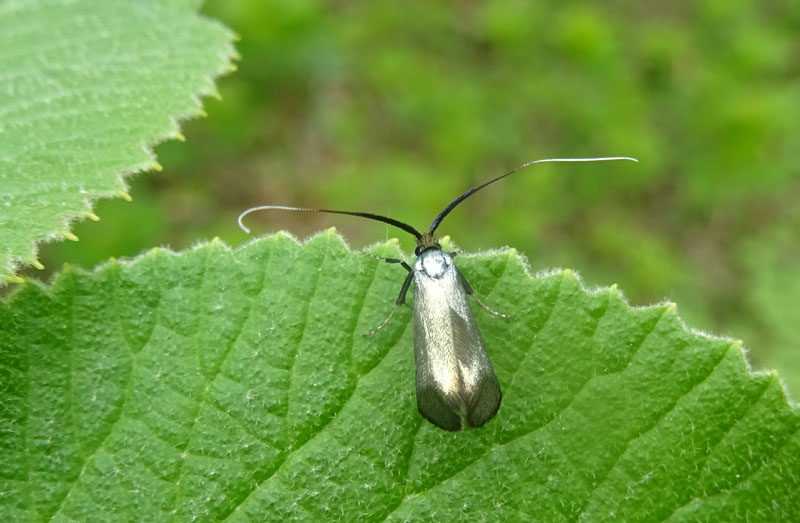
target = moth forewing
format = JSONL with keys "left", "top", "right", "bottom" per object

{"left": 412, "top": 249, "right": 502, "bottom": 431}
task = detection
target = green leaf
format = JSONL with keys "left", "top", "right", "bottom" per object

{"left": 0, "top": 0, "right": 236, "bottom": 284}
{"left": 1, "top": 232, "right": 798, "bottom": 521}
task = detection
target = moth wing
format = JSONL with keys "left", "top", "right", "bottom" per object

{"left": 449, "top": 307, "right": 502, "bottom": 428}
{"left": 414, "top": 302, "right": 463, "bottom": 431}
{"left": 412, "top": 260, "right": 502, "bottom": 431}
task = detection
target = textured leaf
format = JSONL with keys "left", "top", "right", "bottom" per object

{"left": 0, "top": 0, "right": 236, "bottom": 283}
{"left": 1, "top": 232, "right": 798, "bottom": 521}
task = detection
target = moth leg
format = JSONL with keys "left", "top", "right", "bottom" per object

{"left": 457, "top": 268, "right": 511, "bottom": 319}
{"left": 364, "top": 270, "right": 414, "bottom": 336}
{"left": 363, "top": 254, "right": 414, "bottom": 336}
{"left": 363, "top": 252, "right": 413, "bottom": 272}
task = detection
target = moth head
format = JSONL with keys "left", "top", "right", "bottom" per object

{"left": 415, "top": 232, "right": 441, "bottom": 256}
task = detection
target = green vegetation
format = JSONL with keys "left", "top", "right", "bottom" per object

{"left": 31, "top": 0, "right": 800, "bottom": 394}
{"left": 0, "top": 0, "right": 235, "bottom": 282}
{"left": 3, "top": 233, "right": 798, "bottom": 520}
{"left": 2, "top": 0, "right": 799, "bottom": 520}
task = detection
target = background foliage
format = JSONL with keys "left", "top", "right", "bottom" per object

{"left": 29, "top": 0, "right": 800, "bottom": 393}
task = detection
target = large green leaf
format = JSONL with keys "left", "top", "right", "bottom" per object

{"left": 0, "top": 0, "right": 236, "bottom": 284}
{"left": 1, "top": 232, "right": 797, "bottom": 521}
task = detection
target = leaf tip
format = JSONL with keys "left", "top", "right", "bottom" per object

{"left": 120, "top": 192, "right": 133, "bottom": 202}
{"left": 440, "top": 235, "right": 462, "bottom": 252}
{"left": 174, "top": 132, "right": 187, "bottom": 142}
{"left": 151, "top": 161, "right": 164, "bottom": 172}
{"left": 63, "top": 231, "right": 79, "bottom": 242}
{"left": 662, "top": 302, "right": 679, "bottom": 318}
{"left": 562, "top": 268, "right": 577, "bottom": 281}
{"left": 7, "top": 274, "right": 25, "bottom": 284}
{"left": 87, "top": 212, "right": 101, "bottom": 222}
{"left": 31, "top": 259, "right": 45, "bottom": 270}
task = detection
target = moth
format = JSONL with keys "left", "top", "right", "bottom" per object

{"left": 238, "top": 157, "right": 636, "bottom": 430}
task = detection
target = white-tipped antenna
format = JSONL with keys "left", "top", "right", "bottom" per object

{"left": 428, "top": 156, "right": 638, "bottom": 233}
{"left": 530, "top": 157, "right": 636, "bottom": 163}
{"left": 238, "top": 157, "right": 639, "bottom": 236}
{"left": 238, "top": 206, "right": 307, "bottom": 234}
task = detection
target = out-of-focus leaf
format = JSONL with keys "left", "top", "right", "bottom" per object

{"left": 0, "top": 0, "right": 237, "bottom": 283}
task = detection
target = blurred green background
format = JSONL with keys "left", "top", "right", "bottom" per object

{"left": 32, "top": 1, "right": 800, "bottom": 395}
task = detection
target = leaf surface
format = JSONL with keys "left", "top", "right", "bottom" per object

{"left": 0, "top": 0, "right": 236, "bottom": 283}
{"left": 0, "top": 232, "right": 797, "bottom": 521}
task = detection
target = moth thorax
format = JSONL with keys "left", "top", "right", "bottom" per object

{"left": 416, "top": 249, "right": 451, "bottom": 278}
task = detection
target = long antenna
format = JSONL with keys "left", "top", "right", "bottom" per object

{"left": 429, "top": 156, "right": 638, "bottom": 234}
{"left": 237, "top": 205, "right": 423, "bottom": 241}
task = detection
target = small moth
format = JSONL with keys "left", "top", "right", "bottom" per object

{"left": 238, "top": 156, "right": 637, "bottom": 431}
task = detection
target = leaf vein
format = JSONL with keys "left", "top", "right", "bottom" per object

{"left": 48, "top": 266, "right": 139, "bottom": 519}
{"left": 219, "top": 244, "right": 329, "bottom": 519}
{"left": 576, "top": 338, "right": 735, "bottom": 519}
